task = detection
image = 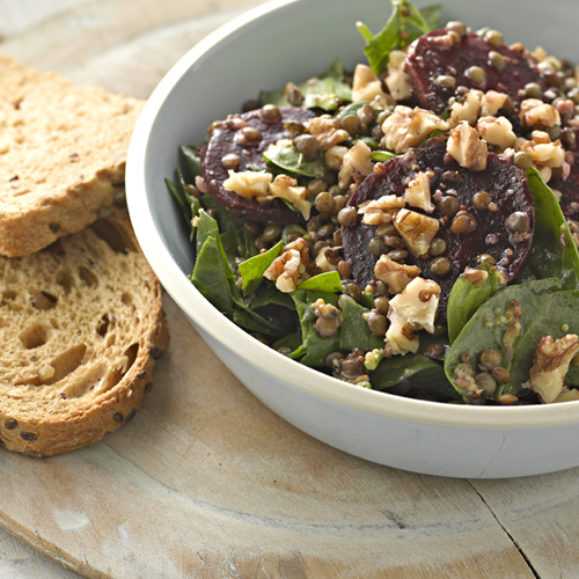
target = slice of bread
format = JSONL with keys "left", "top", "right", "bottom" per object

{"left": 0, "top": 207, "right": 168, "bottom": 456}
{"left": 0, "top": 54, "right": 144, "bottom": 257}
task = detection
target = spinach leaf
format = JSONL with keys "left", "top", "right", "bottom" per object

{"left": 522, "top": 167, "right": 579, "bottom": 288}
{"left": 195, "top": 210, "right": 221, "bottom": 256}
{"left": 446, "top": 262, "right": 506, "bottom": 343}
{"left": 370, "top": 354, "right": 457, "bottom": 401}
{"left": 291, "top": 290, "right": 341, "bottom": 367}
{"left": 445, "top": 279, "right": 579, "bottom": 400}
{"left": 238, "top": 240, "right": 283, "bottom": 296}
{"left": 296, "top": 271, "right": 343, "bottom": 293}
{"left": 339, "top": 300, "right": 385, "bottom": 352}
{"left": 180, "top": 145, "right": 202, "bottom": 183}
{"left": 260, "top": 59, "right": 352, "bottom": 111}
{"left": 357, "top": 1, "right": 439, "bottom": 75}
{"left": 282, "top": 224, "right": 307, "bottom": 243}
{"left": 191, "top": 236, "right": 235, "bottom": 316}
{"left": 420, "top": 4, "right": 443, "bottom": 30}
{"left": 220, "top": 228, "right": 257, "bottom": 272}
{"left": 199, "top": 194, "right": 248, "bottom": 232}
{"left": 263, "top": 142, "right": 327, "bottom": 178}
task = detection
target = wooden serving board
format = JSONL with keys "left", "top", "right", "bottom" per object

{"left": 1, "top": 1, "right": 579, "bottom": 576}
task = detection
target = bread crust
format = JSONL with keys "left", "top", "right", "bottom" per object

{"left": 0, "top": 54, "right": 144, "bottom": 257}
{"left": 0, "top": 209, "right": 169, "bottom": 456}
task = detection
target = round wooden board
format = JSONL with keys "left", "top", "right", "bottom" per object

{"left": 1, "top": 1, "right": 579, "bottom": 577}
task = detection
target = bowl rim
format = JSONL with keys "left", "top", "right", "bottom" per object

{"left": 126, "top": 0, "right": 579, "bottom": 430}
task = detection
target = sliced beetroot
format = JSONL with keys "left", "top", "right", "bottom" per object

{"left": 405, "top": 30, "right": 546, "bottom": 114}
{"left": 342, "top": 141, "right": 535, "bottom": 319}
{"left": 201, "top": 106, "right": 315, "bottom": 224}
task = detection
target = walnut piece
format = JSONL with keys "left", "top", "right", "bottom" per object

{"left": 404, "top": 171, "right": 434, "bottom": 213}
{"left": 520, "top": 98, "right": 561, "bottom": 129}
{"left": 386, "top": 277, "right": 441, "bottom": 354}
{"left": 338, "top": 139, "right": 373, "bottom": 189}
{"left": 381, "top": 106, "right": 449, "bottom": 154}
{"left": 269, "top": 174, "right": 311, "bottom": 219}
{"left": 394, "top": 208, "right": 440, "bottom": 257}
{"left": 306, "top": 115, "right": 350, "bottom": 150}
{"left": 352, "top": 64, "right": 391, "bottom": 104}
{"left": 385, "top": 51, "right": 412, "bottom": 101}
{"left": 446, "top": 122, "right": 488, "bottom": 171}
{"left": 374, "top": 254, "right": 421, "bottom": 294}
{"left": 263, "top": 248, "right": 303, "bottom": 293}
{"left": 529, "top": 334, "right": 579, "bottom": 403}
{"left": 476, "top": 116, "right": 516, "bottom": 150}
{"left": 223, "top": 170, "right": 272, "bottom": 198}
{"left": 449, "top": 89, "right": 482, "bottom": 127}
{"left": 480, "top": 90, "right": 512, "bottom": 117}
{"left": 358, "top": 194, "right": 405, "bottom": 226}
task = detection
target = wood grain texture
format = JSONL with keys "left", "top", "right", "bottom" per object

{"left": 0, "top": 0, "right": 578, "bottom": 577}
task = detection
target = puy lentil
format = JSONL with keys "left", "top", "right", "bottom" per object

{"left": 450, "top": 211, "right": 477, "bottom": 234}
{"left": 367, "top": 312, "right": 388, "bottom": 336}
{"left": 338, "top": 293, "right": 356, "bottom": 310}
{"left": 368, "top": 236, "right": 387, "bottom": 256}
{"left": 488, "top": 51, "right": 506, "bottom": 71}
{"left": 260, "top": 103, "right": 279, "bottom": 121}
{"left": 337, "top": 206, "right": 358, "bottom": 227}
{"left": 285, "top": 82, "right": 304, "bottom": 106}
{"left": 429, "top": 237, "right": 447, "bottom": 256}
{"left": 387, "top": 249, "right": 409, "bottom": 262}
{"left": 475, "top": 373, "right": 497, "bottom": 396}
{"left": 374, "top": 296, "right": 390, "bottom": 313}
{"left": 376, "top": 222, "right": 397, "bottom": 236}
{"left": 473, "top": 190, "right": 492, "bottom": 211}
{"left": 221, "top": 153, "right": 241, "bottom": 170}
{"left": 294, "top": 133, "right": 321, "bottom": 161}
{"left": 506, "top": 211, "right": 530, "bottom": 233}
{"left": 337, "top": 260, "right": 352, "bottom": 279}
{"left": 344, "top": 282, "right": 362, "bottom": 302}
{"left": 524, "top": 82, "right": 543, "bottom": 98}
{"left": 513, "top": 151, "right": 532, "bottom": 170}
{"left": 485, "top": 29, "right": 504, "bottom": 46}
{"left": 262, "top": 225, "right": 282, "bottom": 243}
{"left": 341, "top": 114, "right": 362, "bottom": 136}
{"left": 314, "top": 191, "right": 335, "bottom": 215}
{"left": 438, "top": 195, "right": 460, "bottom": 217}
{"left": 435, "top": 75, "right": 456, "bottom": 89}
{"left": 357, "top": 103, "right": 375, "bottom": 126}
{"left": 430, "top": 257, "right": 452, "bottom": 277}
{"left": 446, "top": 20, "right": 467, "bottom": 36}
{"left": 374, "top": 281, "right": 389, "bottom": 296}
{"left": 491, "top": 366, "right": 511, "bottom": 384}
{"left": 465, "top": 65, "right": 486, "bottom": 84}
{"left": 480, "top": 349, "right": 502, "bottom": 369}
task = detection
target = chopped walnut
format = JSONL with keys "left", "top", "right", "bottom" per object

{"left": 338, "top": 140, "right": 373, "bottom": 189}
{"left": 449, "top": 89, "right": 482, "bottom": 127}
{"left": 520, "top": 98, "right": 561, "bottom": 129}
{"left": 529, "top": 334, "right": 579, "bottom": 403}
{"left": 269, "top": 174, "right": 311, "bottom": 219}
{"left": 404, "top": 171, "right": 434, "bottom": 213}
{"left": 480, "top": 90, "right": 512, "bottom": 117}
{"left": 517, "top": 131, "right": 565, "bottom": 171}
{"left": 306, "top": 115, "right": 350, "bottom": 150}
{"left": 381, "top": 105, "right": 449, "bottom": 154}
{"left": 446, "top": 122, "right": 488, "bottom": 171}
{"left": 284, "top": 237, "right": 310, "bottom": 268}
{"left": 374, "top": 254, "right": 421, "bottom": 294}
{"left": 385, "top": 50, "right": 412, "bottom": 101}
{"left": 358, "top": 194, "right": 405, "bottom": 226}
{"left": 314, "top": 246, "right": 340, "bottom": 273}
{"left": 223, "top": 170, "right": 272, "bottom": 198}
{"left": 394, "top": 208, "right": 440, "bottom": 257}
{"left": 352, "top": 64, "right": 391, "bottom": 104}
{"left": 386, "top": 310, "right": 420, "bottom": 355}
{"left": 386, "top": 277, "right": 441, "bottom": 354}
{"left": 476, "top": 116, "right": 516, "bottom": 150}
{"left": 263, "top": 248, "right": 303, "bottom": 293}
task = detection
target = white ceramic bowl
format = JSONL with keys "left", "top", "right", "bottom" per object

{"left": 127, "top": 0, "right": 579, "bottom": 478}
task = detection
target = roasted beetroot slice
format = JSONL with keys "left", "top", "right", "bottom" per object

{"left": 201, "top": 106, "right": 315, "bottom": 224}
{"left": 342, "top": 141, "right": 535, "bottom": 319}
{"left": 405, "top": 30, "right": 546, "bottom": 114}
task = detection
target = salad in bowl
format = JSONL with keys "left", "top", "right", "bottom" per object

{"left": 166, "top": 0, "right": 579, "bottom": 407}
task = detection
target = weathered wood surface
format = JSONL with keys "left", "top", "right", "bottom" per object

{"left": 0, "top": 1, "right": 578, "bottom": 577}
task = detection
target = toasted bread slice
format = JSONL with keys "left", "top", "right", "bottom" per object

{"left": 0, "top": 208, "right": 168, "bottom": 456}
{"left": 0, "top": 54, "right": 144, "bottom": 257}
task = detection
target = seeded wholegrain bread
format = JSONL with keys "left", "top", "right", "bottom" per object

{"left": 0, "top": 208, "right": 168, "bottom": 456}
{"left": 0, "top": 54, "right": 144, "bottom": 257}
